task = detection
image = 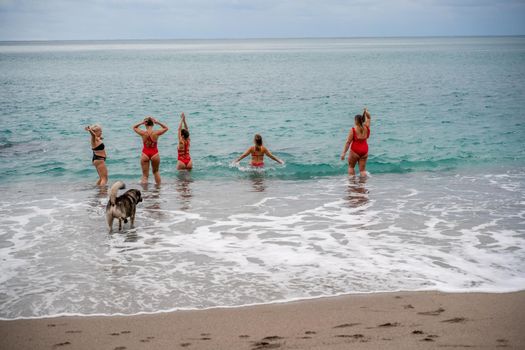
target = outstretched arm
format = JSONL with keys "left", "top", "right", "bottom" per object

{"left": 264, "top": 148, "right": 284, "bottom": 164}
{"left": 364, "top": 108, "right": 371, "bottom": 128}
{"left": 133, "top": 120, "right": 145, "bottom": 136}
{"left": 341, "top": 129, "right": 353, "bottom": 160}
{"left": 153, "top": 118, "right": 169, "bottom": 136}
{"left": 235, "top": 147, "right": 252, "bottom": 163}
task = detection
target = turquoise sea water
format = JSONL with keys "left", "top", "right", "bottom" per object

{"left": 1, "top": 37, "right": 524, "bottom": 180}
{"left": 1, "top": 37, "right": 525, "bottom": 319}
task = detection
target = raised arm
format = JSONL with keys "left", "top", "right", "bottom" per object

{"left": 133, "top": 120, "right": 145, "bottom": 136}
{"left": 341, "top": 129, "right": 353, "bottom": 160}
{"left": 178, "top": 113, "right": 185, "bottom": 141}
{"left": 235, "top": 147, "right": 253, "bottom": 163}
{"left": 85, "top": 126, "right": 96, "bottom": 143}
{"left": 181, "top": 112, "right": 189, "bottom": 131}
{"left": 264, "top": 148, "right": 284, "bottom": 164}
{"left": 364, "top": 108, "right": 371, "bottom": 128}
{"left": 153, "top": 118, "right": 169, "bottom": 136}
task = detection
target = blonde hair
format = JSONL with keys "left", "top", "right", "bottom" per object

{"left": 90, "top": 124, "right": 102, "bottom": 132}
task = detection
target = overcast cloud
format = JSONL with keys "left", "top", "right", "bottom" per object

{"left": 0, "top": 0, "right": 524, "bottom": 40}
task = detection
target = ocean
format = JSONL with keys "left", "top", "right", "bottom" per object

{"left": 0, "top": 37, "right": 524, "bottom": 319}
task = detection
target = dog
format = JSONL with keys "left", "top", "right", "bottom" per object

{"left": 106, "top": 181, "right": 142, "bottom": 232}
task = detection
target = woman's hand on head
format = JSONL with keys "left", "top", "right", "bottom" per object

{"left": 85, "top": 126, "right": 90, "bottom": 131}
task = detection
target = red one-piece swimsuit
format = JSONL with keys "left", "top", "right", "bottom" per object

{"left": 142, "top": 135, "right": 159, "bottom": 159}
{"left": 350, "top": 125, "right": 370, "bottom": 157}
{"left": 178, "top": 139, "right": 191, "bottom": 166}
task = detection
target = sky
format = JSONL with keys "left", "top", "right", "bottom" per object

{"left": 0, "top": 0, "right": 524, "bottom": 41}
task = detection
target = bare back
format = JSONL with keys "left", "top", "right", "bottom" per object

{"left": 251, "top": 146, "right": 266, "bottom": 163}
{"left": 141, "top": 131, "right": 159, "bottom": 147}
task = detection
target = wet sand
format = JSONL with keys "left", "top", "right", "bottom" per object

{"left": 1, "top": 291, "right": 524, "bottom": 349}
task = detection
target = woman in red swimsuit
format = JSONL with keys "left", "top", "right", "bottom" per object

{"left": 133, "top": 116, "right": 169, "bottom": 184}
{"left": 235, "top": 134, "right": 283, "bottom": 167}
{"left": 177, "top": 112, "right": 192, "bottom": 170}
{"left": 85, "top": 123, "right": 108, "bottom": 186}
{"left": 341, "top": 108, "right": 372, "bottom": 176}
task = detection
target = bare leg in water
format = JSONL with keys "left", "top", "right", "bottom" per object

{"left": 140, "top": 154, "right": 150, "bottom": 183}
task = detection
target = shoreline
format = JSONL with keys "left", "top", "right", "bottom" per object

{"left": 1, "top": 291, "right": 524, "bottom": 349}
{"left": 2, "top": 288, "right": 525, "bottom": 322}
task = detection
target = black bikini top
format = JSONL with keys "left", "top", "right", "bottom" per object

{"left": 92, "top": 143, "right": 105, "bottom": 151}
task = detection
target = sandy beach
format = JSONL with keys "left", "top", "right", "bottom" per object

{"left": 1, "top": 291, "right": 524, "bottom": 349}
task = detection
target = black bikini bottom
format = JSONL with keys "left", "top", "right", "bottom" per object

{"left": 92, "top": 154, "right": 107, "bottom": 162}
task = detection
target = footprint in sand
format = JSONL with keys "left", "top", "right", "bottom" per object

{"left": 110, "top": 333, "right": 120, "bottom": 336}
{"left": 496, "top": 338, "right": 509, "bottom": 348}
{"left": 53, "top": 341, "right": 71, "bottom": 347}
{"left": 65, "top": 330, "right": 82, "bottom": 334}
{"left": 251, "top": 336, "right": 284, "bottom": 350}
{"left": 417, "top": 307, "right": 445, "bottom": 316}
{"left": 333, "top": 323, "right": 360, "bottom": 328}
{"left": 412, "top": 330, "right": 424, "bottom": 334}
{"left": 335, "top": 334, "right": 369, "bottom": 343}
{"left": 335, "top": 334, "right": 365, "bottom": 339}
{"left": 138, "top": 336, "right": 155, "bottom": 342}
{"left": 421, "top": 334, "right": 439, "bottom": 342}
{"left": 262, "top": 336, "right": 284, "bottom": 341}
{"left": 251, "top": 341, "right": 281, "bottom": 350}
{"left": 378, "top": 322, "right": 400, "bottom": 327}
{"left": 239, "top": 335, "right": 250, "bottom": 338}
{"left": 442, "top": 317, "right": 467, "bottom": 323}
{"left": 180, "top": 342, "right": 191, "bottom": 347}
{"left": 120, "top": 330, "right": 131, "bottom": 334}
{"left": 305, "top": 331, "right": 316, "bottom": 335}
{"left": 114, "top": 347, "right": 126, "bottom": 350}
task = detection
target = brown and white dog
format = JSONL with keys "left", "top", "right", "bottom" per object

{"left": 106, "top": 181, "right": 142, "bottom": 232}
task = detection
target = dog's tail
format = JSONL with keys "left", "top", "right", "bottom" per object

{"left": 109, "top": 181, "right": 125, "bottom": 206}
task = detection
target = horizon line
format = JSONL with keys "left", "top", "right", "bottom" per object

{"left": 1, "top": 34, "right": 524, "bottom": 44}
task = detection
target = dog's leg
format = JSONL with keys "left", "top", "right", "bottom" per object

{"left": 118, "top": 219, "right": 122, "bottom": 231}
{"left": 131, "top": 207, "right": 136, "bottom": 228}
{"left": 107, "top": 213, "right": 114, "bottom": 233}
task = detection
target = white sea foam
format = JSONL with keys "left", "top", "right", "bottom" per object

{"left": 0, "top": 171, "right": 524, "bottom": 319}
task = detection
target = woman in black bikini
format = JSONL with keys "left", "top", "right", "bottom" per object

{"left": 85, "top": 124, "right": 108, "bottom": 186}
